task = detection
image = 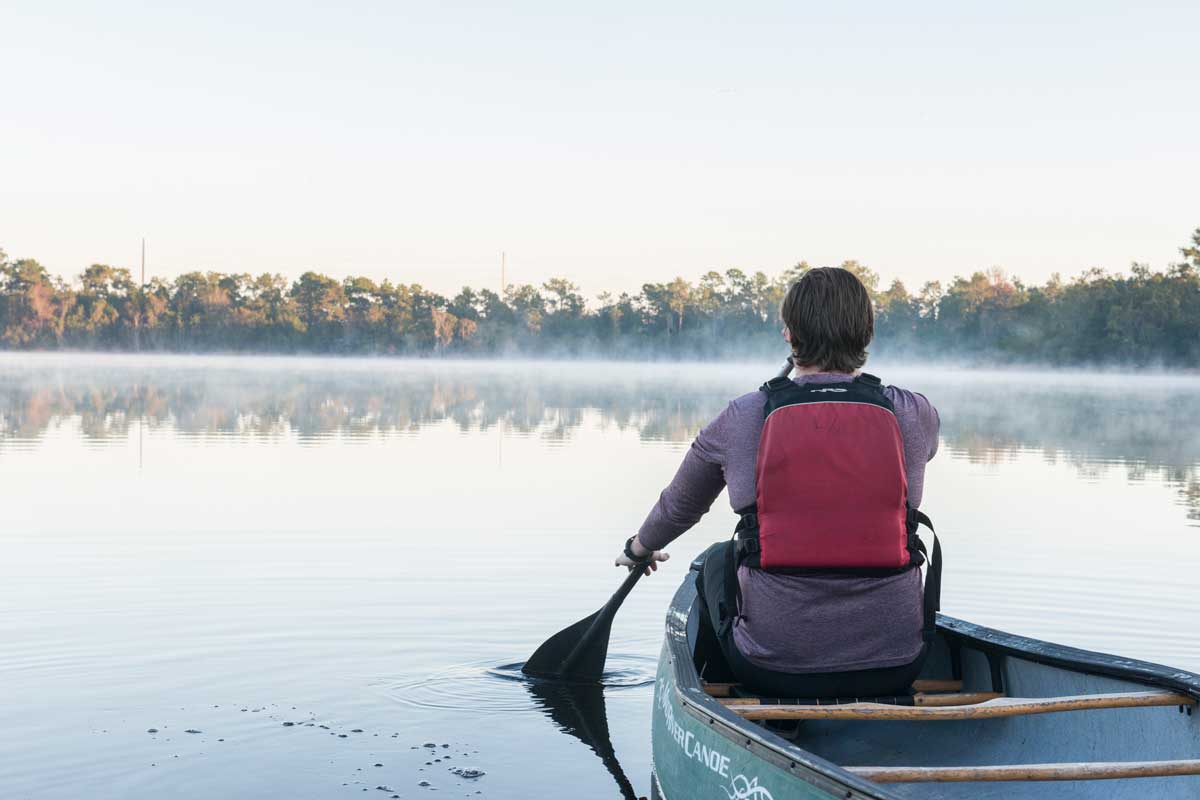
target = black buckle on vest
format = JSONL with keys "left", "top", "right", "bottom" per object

{"left": 905, "top": 506, "right": 930, "bottom": 567}
{"left": 734, "top": 537, "right": 761, "bottom": 569}
{"left": 734, "top": 509, "right": 761, "bottom": 569}
{"left": 735, "top": 537, "right": 759, "bottom": 557}
{"left": 900, "top": 507, "right": 942, "bottom": 643}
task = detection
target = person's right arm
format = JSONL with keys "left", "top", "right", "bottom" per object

{"left": 614, "top": 403, "right": 733, "bottom": 572}
{"left": 636, "top": 447, "right": 727, "bottom": 551}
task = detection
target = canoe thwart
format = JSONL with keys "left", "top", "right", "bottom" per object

{"left": 704, "top": 678, "right": 965, "bottom": 699}
{"left": 733, "top": 690, "right": 1196, "bottom": 721}
{"left": 848, "top": 759, "right": 1200, "bottom": 783}
{"left": 720, "top": 692, "right": 1003, "bottom": 708}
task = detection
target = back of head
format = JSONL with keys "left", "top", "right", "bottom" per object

{"left": 781, "top": 267, "right": 873, "bottom": 372}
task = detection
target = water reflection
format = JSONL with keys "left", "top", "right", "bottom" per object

{"left": 925, "top": 380, "right": 1200, "bottom": 521}
{"left": 526, "top": 680, "right": 638, "bottom": 800}
{"left": 1, "top": 357, "right": 1198, "bottom": 517}
{"left": 0, "top": 362, "right": 717, "bottom": 443}
{"left": 4, "top": 356, "right": 1199, "bottom": 799}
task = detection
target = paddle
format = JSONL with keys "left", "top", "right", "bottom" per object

{"left": 523, "top": 357, "right": 794, "bottom": 682}
{"left": 522, "top": 565, "right": 644, "bottom": 681}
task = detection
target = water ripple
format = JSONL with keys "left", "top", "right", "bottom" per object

{"left": 375, "top": 655, "right": 657, "bottom": 714}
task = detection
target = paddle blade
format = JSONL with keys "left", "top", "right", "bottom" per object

{"left": 522, "top": 567, "right": 644, "bottom": 681}
{"left": 522, "top": 610, "right": 611, "bottom": 680}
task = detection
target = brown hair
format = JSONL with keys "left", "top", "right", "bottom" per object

{"left": 781, "top": 267, "right": 873, "bottom": 372}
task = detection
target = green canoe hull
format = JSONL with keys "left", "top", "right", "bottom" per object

{"left": 652, "top": 638, "right": 851, "bottom": 799}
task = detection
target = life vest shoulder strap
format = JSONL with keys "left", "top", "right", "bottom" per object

{"left": 759, "top": 375, "right": 794, "bottom": 393}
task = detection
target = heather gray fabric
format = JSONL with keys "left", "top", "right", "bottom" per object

{"left": 637, "top": 372, "right": 940, "bottom": 673}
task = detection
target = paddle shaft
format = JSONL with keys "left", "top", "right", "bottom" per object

{"left": 559, "top": 566, "right": 645, "bottom": 675}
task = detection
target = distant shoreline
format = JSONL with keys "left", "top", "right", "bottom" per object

{"left": 2, "top": 349, "right": 1199, "bottom": 383}
{"left": 3, "top": 227, "right": 1198, "bottom": 365}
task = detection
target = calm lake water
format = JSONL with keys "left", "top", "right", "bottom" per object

{"left": 2, "top": 354, "right": 1199, "bottom": 799}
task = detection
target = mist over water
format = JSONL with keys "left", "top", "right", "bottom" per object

{"left": 2, "top": 353, "right": 1198, "bottom": 799}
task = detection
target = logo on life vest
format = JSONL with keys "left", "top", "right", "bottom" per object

{"left": 808, "top": 387, "right": 848, "bottom": 393}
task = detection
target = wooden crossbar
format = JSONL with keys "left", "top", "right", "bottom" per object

{"left": 704, "top": 679, "right": 964, "bottom": 699}
{"left": 847, "top": 760, "right": 1200, "bottom": 783}
{"left": 732, "top": 690, "right": 1195, "bottom": 721}
{"left": 721, "top": 692, "right": 1002, "bottom": 708}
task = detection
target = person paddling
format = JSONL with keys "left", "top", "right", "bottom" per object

{"left": 616, "top": 267, "right": 941, "bottom": 697}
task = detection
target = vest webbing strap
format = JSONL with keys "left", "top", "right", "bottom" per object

{"left": 724, "top": 510, "right": 942, "bottom": 644}
{"left": 910, "top": 510, "right": 941, "bottom": 642}
{"left": 734, "top": 504, "right": 929, "bottom": 574}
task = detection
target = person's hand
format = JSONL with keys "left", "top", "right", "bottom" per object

{"left": 615, "top": 536, "right": 670, "bottom": 575}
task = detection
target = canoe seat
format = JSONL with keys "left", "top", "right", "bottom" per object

{"left": 728, "top": 690, "right": 1196, "bottom": 721}
{"left": 707, "top": 678, "right": 997, "bottom": 709}
{"left": 846, "top": 760, "right": 1200, "bottom": 783}
{"left": 703, "top": 678, "right": 964, "bottom": 698}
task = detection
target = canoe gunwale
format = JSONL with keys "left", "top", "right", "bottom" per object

{"left": 657, "top": 570, "right": 1200, "bottom": 799}
{"left": 937, "top": 616, "right": 1200, "bottom": 702}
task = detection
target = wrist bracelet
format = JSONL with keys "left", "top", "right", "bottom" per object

{"left": 624, "top": 536, "right": 651, "bottom": 564}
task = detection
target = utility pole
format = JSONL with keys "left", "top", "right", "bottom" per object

{"left": 138, "top": 237, "right": 145, "bottom": 468}
{"left": 135, "top": 238, "right": 145, "bottom": 353}
{"left": 498, "top": 251, "right": 507, "bottom": 469}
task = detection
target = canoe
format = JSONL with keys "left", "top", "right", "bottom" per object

{"left": 651, "top": 565, "right": 1200, "bottom": 799}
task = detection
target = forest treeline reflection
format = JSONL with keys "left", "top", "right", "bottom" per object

{"left": 2, "top": 363, "right": 1197, "bottom": 517}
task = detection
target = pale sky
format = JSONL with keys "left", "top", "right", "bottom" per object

{"left": 2, "top": 1, "right": 1198, "bottom": 299}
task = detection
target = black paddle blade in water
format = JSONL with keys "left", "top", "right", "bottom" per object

{"left": 522, "top": 566, "right": 644, "bottom": 681}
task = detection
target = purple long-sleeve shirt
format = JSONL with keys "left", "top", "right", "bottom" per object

{"left": 638, "top": 372, "right": 940, "bottom": 673}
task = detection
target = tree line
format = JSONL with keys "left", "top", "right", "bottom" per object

{"left": 1, "top": 227, "right": 1198, "bottom": 364}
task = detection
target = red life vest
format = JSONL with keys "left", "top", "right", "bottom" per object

{"left": 736, "top": 373, "right": 926, "bottom": 572}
